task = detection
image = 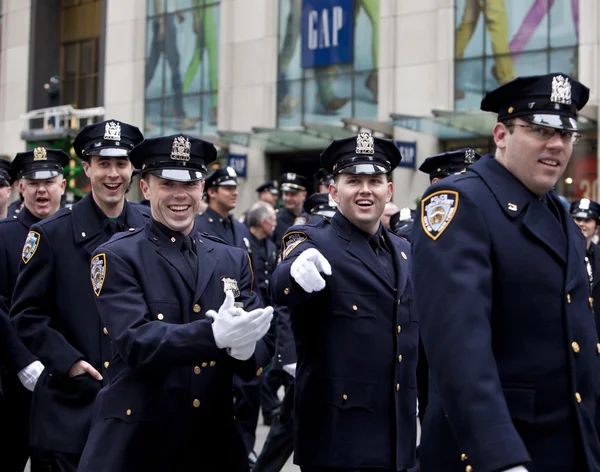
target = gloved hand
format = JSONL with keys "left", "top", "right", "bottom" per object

{"left": 283, "top": 362, "right": 296, "bottom": 378}
{"left": 502, "top": 467, "right": 528, "bottom": 472}
{"left": 17, "top": 360, "right": 45, "bottom": 392}
{"left": 207, "top": 291, "right": 274, "bottom": 349}
{"left": 290, "top": 248, "right": 332, "bottom": 293}
{"left": 228, "top": 342, "right": 256, "bottom": 361}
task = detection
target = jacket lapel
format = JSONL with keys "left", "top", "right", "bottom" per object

{"left": 71, "top": 194, "right": 111, "bottom": 256}
{"left": 193, "top": 232, "right": 217, "bottom": 302}
{"left": 147, "top": 225, "right": 195, "bottom": 292}
{"left": 521, "top": 198, "right": 567, "bottom": 265}
{"left": 386, "top": 229, "right": 409, "bottom": 295}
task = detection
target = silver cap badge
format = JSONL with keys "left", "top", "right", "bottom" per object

{"left": 356, "top": 132, "right": 375, "bottom": 155}
{"left": 580, "top": 198, "right": 591, "bottom": 210}
{"left": 464, "top": 148, "right": 476, "bottom": 164}
{"left": 550, "top": 75, "right": 572, "bottom": 105}
{"left": 104, "top": 121, "right": 121, "bottom": 141}
{"left": 33, "top": 147, "right": 47, "bottom": 161}
{"left": 170, "top": 136, "right": 191, "bottom": 161}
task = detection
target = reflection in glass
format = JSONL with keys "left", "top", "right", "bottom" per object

{"left": 277, "top": 79, "right": 302, "bottom": 128}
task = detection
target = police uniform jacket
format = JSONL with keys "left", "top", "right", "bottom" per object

{"left": 9, "top": 193, "right": 149, "bottom": 454}
{"left": 78, "top": 220, "right": 270, "bottom": 472}
{"left": 0, "top": 207, "right": 39, "bottom": 388}
{"left": 412, "top": 154, "right": 600, "bottom": 472}
{"left": 271, "top": 212, "right": 418, "bottom": 470}
{"left": 273, "top": 208, "right": 309, "bottom": 250}
{"left": 248, "top": 232, "right": 278, "bottom": 305}
{"left": 587, "top": 243, "right": 600, "bottom": 340}
{"left": 195, "top": 207, "right": 251, "bottom": 250}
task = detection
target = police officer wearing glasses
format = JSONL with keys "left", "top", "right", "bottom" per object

{"left": 413, "top": 74, "right": 600, "bottom": 471}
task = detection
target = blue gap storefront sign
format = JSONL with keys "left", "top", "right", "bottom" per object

{"left": 227, "top": 153, "right": 248, "bottom": 178}
{"left": 301, "top": 0, "right": 354, "bottom": 68}
{"left": 396, "top": 141, "right": 417, "bottom": 169}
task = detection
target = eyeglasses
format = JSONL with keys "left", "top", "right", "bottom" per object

{"left": 507, "top": 123, "right": 582, "bottom": 145}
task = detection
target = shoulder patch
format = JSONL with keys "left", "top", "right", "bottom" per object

{"left": 282, "top": 231, "right": 307, "bottom": 259}
{"left": 421, "top": 190, "right": 459, "bottom": 241}
{"left": 293, "top": 216, "right": 307, "bottom": 225}
{"left": 22, "top": 231, "right": 40, "bottom": 264}
{"left": 91, "top": 253, "right": 107, "bottom": 297}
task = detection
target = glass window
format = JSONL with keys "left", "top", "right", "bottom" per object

{"left": 277, "top": 0, "right": 380, "bottom": 127}
{"left": 144, "top": 0, "right": 220, "bottom": 135}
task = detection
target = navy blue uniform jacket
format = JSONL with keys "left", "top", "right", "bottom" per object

{"left": 195, "top": 206, "right": 252, "bottom": 249}
{"left": 0, "top": 208, "right": 39, "bottom": 384}
{"left": 78, "top": 220, "right": 272, "bottom": 472}
{"left": 412, "top": 155, "right": 600, "bottom": 472}
{"left": 271, "top": 212, "right": 418, "bottom": 470}
{"left": 9, "top": 194, "right": 149, "bottom": 454}
{"left": 273, "top": 207, "right": 309, "bottom": 250}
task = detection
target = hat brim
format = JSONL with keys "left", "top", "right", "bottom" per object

{"left": 146, "top": 168, "right": 205, "bottom": 182}
{"left": 336, "top": 163, "right": 390, "bottom": 175}
{"left": 280, "top": 184, "right": 306, "bottom": 192}
{"left": 20, "top": 170, "right": 62, "bottom": 180}
{"left": 268, "top": 189, "right": 280, "bottom": 195}
{"left": 313, "top": 209, "right": 336, "bottom": 218}
{"left": 572, "top": 210, "right": 598, "bottom": 220}
{"left": 212, "top": 178, "right": 237, "bottom": 187}
{"left": 527, "top": 114, "right": 579, "bottom": 131}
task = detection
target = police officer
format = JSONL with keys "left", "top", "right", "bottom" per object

{"left": 10, "top": 120, "right": 147, "bottom": 471}
{"left": 314, "top": 168, "right": 333, "bottom": 193}
{"left": 413, "top": 74, "right": 600, "bottom": 471}
{"left": 239, "top": 181, "right": 280, "bottom": 225}
{"left": 272, "top": 172, "right": 310, "bottom": 250}
{"left": 304, "top": 191, "right": 337, "bottom": 219}
{"left": 418, "top": 148, "right": 482, "bottom": 184}
{"left": 195, "top": 166, "right": 251, "bottom": 248}
{"left": 78, "top": 134, "right": 273, "bottom": 472}
{"left": 247, "top": 201, "right": 278, "bottom": 305}
{"left": 570, "top": 198, "right": 600, "bottom": 334}
{"left": 0, "top": 148, "right": 69, "bottom": 471}
{"left": 389, "top": 208, "right": 415, "bottom": 239}
{"left": 272, "top": 132, "right": 418, "bottom": 472}
{"left": 0, "top": 158, "right": 13, "bottom": 219}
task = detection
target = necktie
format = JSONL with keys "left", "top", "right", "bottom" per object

{"left": 182, "top": 236, "right": 198, "bottom": 281}
{"left": 106, "top": 218, "right": 124, "bottom": 236}
{"left": 368, "top": 234, "right": 396, "bottom": 283}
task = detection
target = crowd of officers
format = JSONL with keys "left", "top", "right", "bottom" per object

{"left": 0, "top": 71, "right": 599, "bottom": 472}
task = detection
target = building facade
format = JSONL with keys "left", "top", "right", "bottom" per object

{"left": 1, "top": 0, "right": 599, "bottom": 210}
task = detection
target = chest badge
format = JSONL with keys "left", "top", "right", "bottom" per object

{"left": 22, "top": 231, "right": 40, "bottom": 264}
{"left": 221, "top": 277, "right": 241, "bottom": 298}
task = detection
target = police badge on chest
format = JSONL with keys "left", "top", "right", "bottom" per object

{"left": 222, "top": 276, "right": 244, "bottom": 309}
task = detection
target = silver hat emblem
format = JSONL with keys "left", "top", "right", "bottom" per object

{"left": 170, "top": 136, "right": 191, "bottom": 161}
{"left": 104, "top": 121, "right": 121, "bottom": 141}
{"left": 550, "top": 75, "right": 572, "bottom": 105}
{"left": 580, "top": 198, "right": 591, "bottom": 210}
{"left": 464, "top": 148, "right": 476, "bottom": 164}
{"left": 356, "top": 132, "right": 375, "bottom": 155}
{"left": 286, "top": 172, "right": 297, "bottom": 180}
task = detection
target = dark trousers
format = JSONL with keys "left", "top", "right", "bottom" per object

{"left": 37, "top": 452, "right": 81, "bottom": 472}
{"left": 260, "top": 368, "right": 292, "bottom": 414}
{"left": 0, "top": 375, "right": 35, "bottom": 472}
{"left": 254, "top": 383, "right": 294, "bottom": 472}
{"left": 301, "top": 468, "right": 403, "bottom": 472}
{"left": 233, "top": 373, "right": 261, "bottom": 453}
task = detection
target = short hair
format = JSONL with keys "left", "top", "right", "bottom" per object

{"left": 247, "top": 201, "right": 274, "bottom": 228}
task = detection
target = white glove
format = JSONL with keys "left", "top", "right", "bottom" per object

{"left": 17, "top": 360, "right": 45, "bottom": 392}
{"left": 502, "top": 467, "right": 528, "bottom": 472}
{"left": 228, "top": 342, "right": 256, "bottom": 361}
{"left": 290, "top": 248, "right": 332, "bottom": 293}
{"left": 207, "top": 291, "right": 274, "bottom": 349}
{"left": 283, "top": 363, "right": 296, "bottom": 378}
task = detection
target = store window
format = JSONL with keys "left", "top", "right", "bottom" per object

{"left": 144, "top": 0, "right": 220, "bottom": 137}
{"left": 454, "top": 0, "right": 579, "bottom": 111}
{"left": 277, "top": 0, "right": 379, "bottom": 128}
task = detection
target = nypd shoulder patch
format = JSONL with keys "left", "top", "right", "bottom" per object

{"left": 22, "top": 231, "right": 40, "bottom": 264}
{"left": 421, "top": 190, "right": 459, "bottom": 241}
{"left": 282, "top": 231, "right": 307, "bottom": 259}
{"left": 91, "top": 253, "right": 107, "bottom": 297}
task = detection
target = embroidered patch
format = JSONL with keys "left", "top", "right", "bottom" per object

{"left": 421, "top": 191, "right": 459, "bottom": 241}
{"left": 91, "top": 253, "right": 107, "bottom": 297}
{"left": 293, "top": 216, "right": 307, "bottom": 226}
{"left": 22, "top": 231, "right": 40, "bottom": 264}
{"left": 282, "top": 231, "right": 307, "bottom": 259}
{"left": 221, "top": 277, "right": 241, "bottom": 298}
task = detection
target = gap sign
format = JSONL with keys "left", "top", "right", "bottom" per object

{"left": 301, "top": 0, "right": 354, "bottom": 68}
{"left": 396, "top": 141, "right": 417, "bottom": 169}
{"left": 227, "top": 153, "right": 247, "bottom": 178}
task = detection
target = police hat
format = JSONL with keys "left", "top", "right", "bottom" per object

{"left": 419, "top": 148, "right": 481, "bottom": 180}
{"left": 256, "top": 180, "right": 279, "bottom": 195}
{"left": 570, "top": 198, "right": 600, "bottom": 222}
{"left": 205, "top": 167, "right": 238, "bottom": 189}
{"left": 321, "top": 132, "right": 401, "bottom": 176}
{"left": 303, "top": 192, "right": 337, "bottom": 218}
{"left": 73, "top": 120, "right": 144, "bottom": 160}
{"left": 390, "top": 207, "right": 415, "bottom": 233}
{"left": 129, "top": 134, "right": 217, "bottom": 182}
{"left": 12, "top": 147, "right": 70, "bottom": 180}
{"left": 481, "top": 73, "right": 590, "bottom": 131}
{"left": 314, "top": 168, "right": 333, "bottom": 186}
{"left": 0, "top": 159, "right": 12, "bottom": 186}
{"left": 279, "top": 173, "right": 309, "bottom": 193}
